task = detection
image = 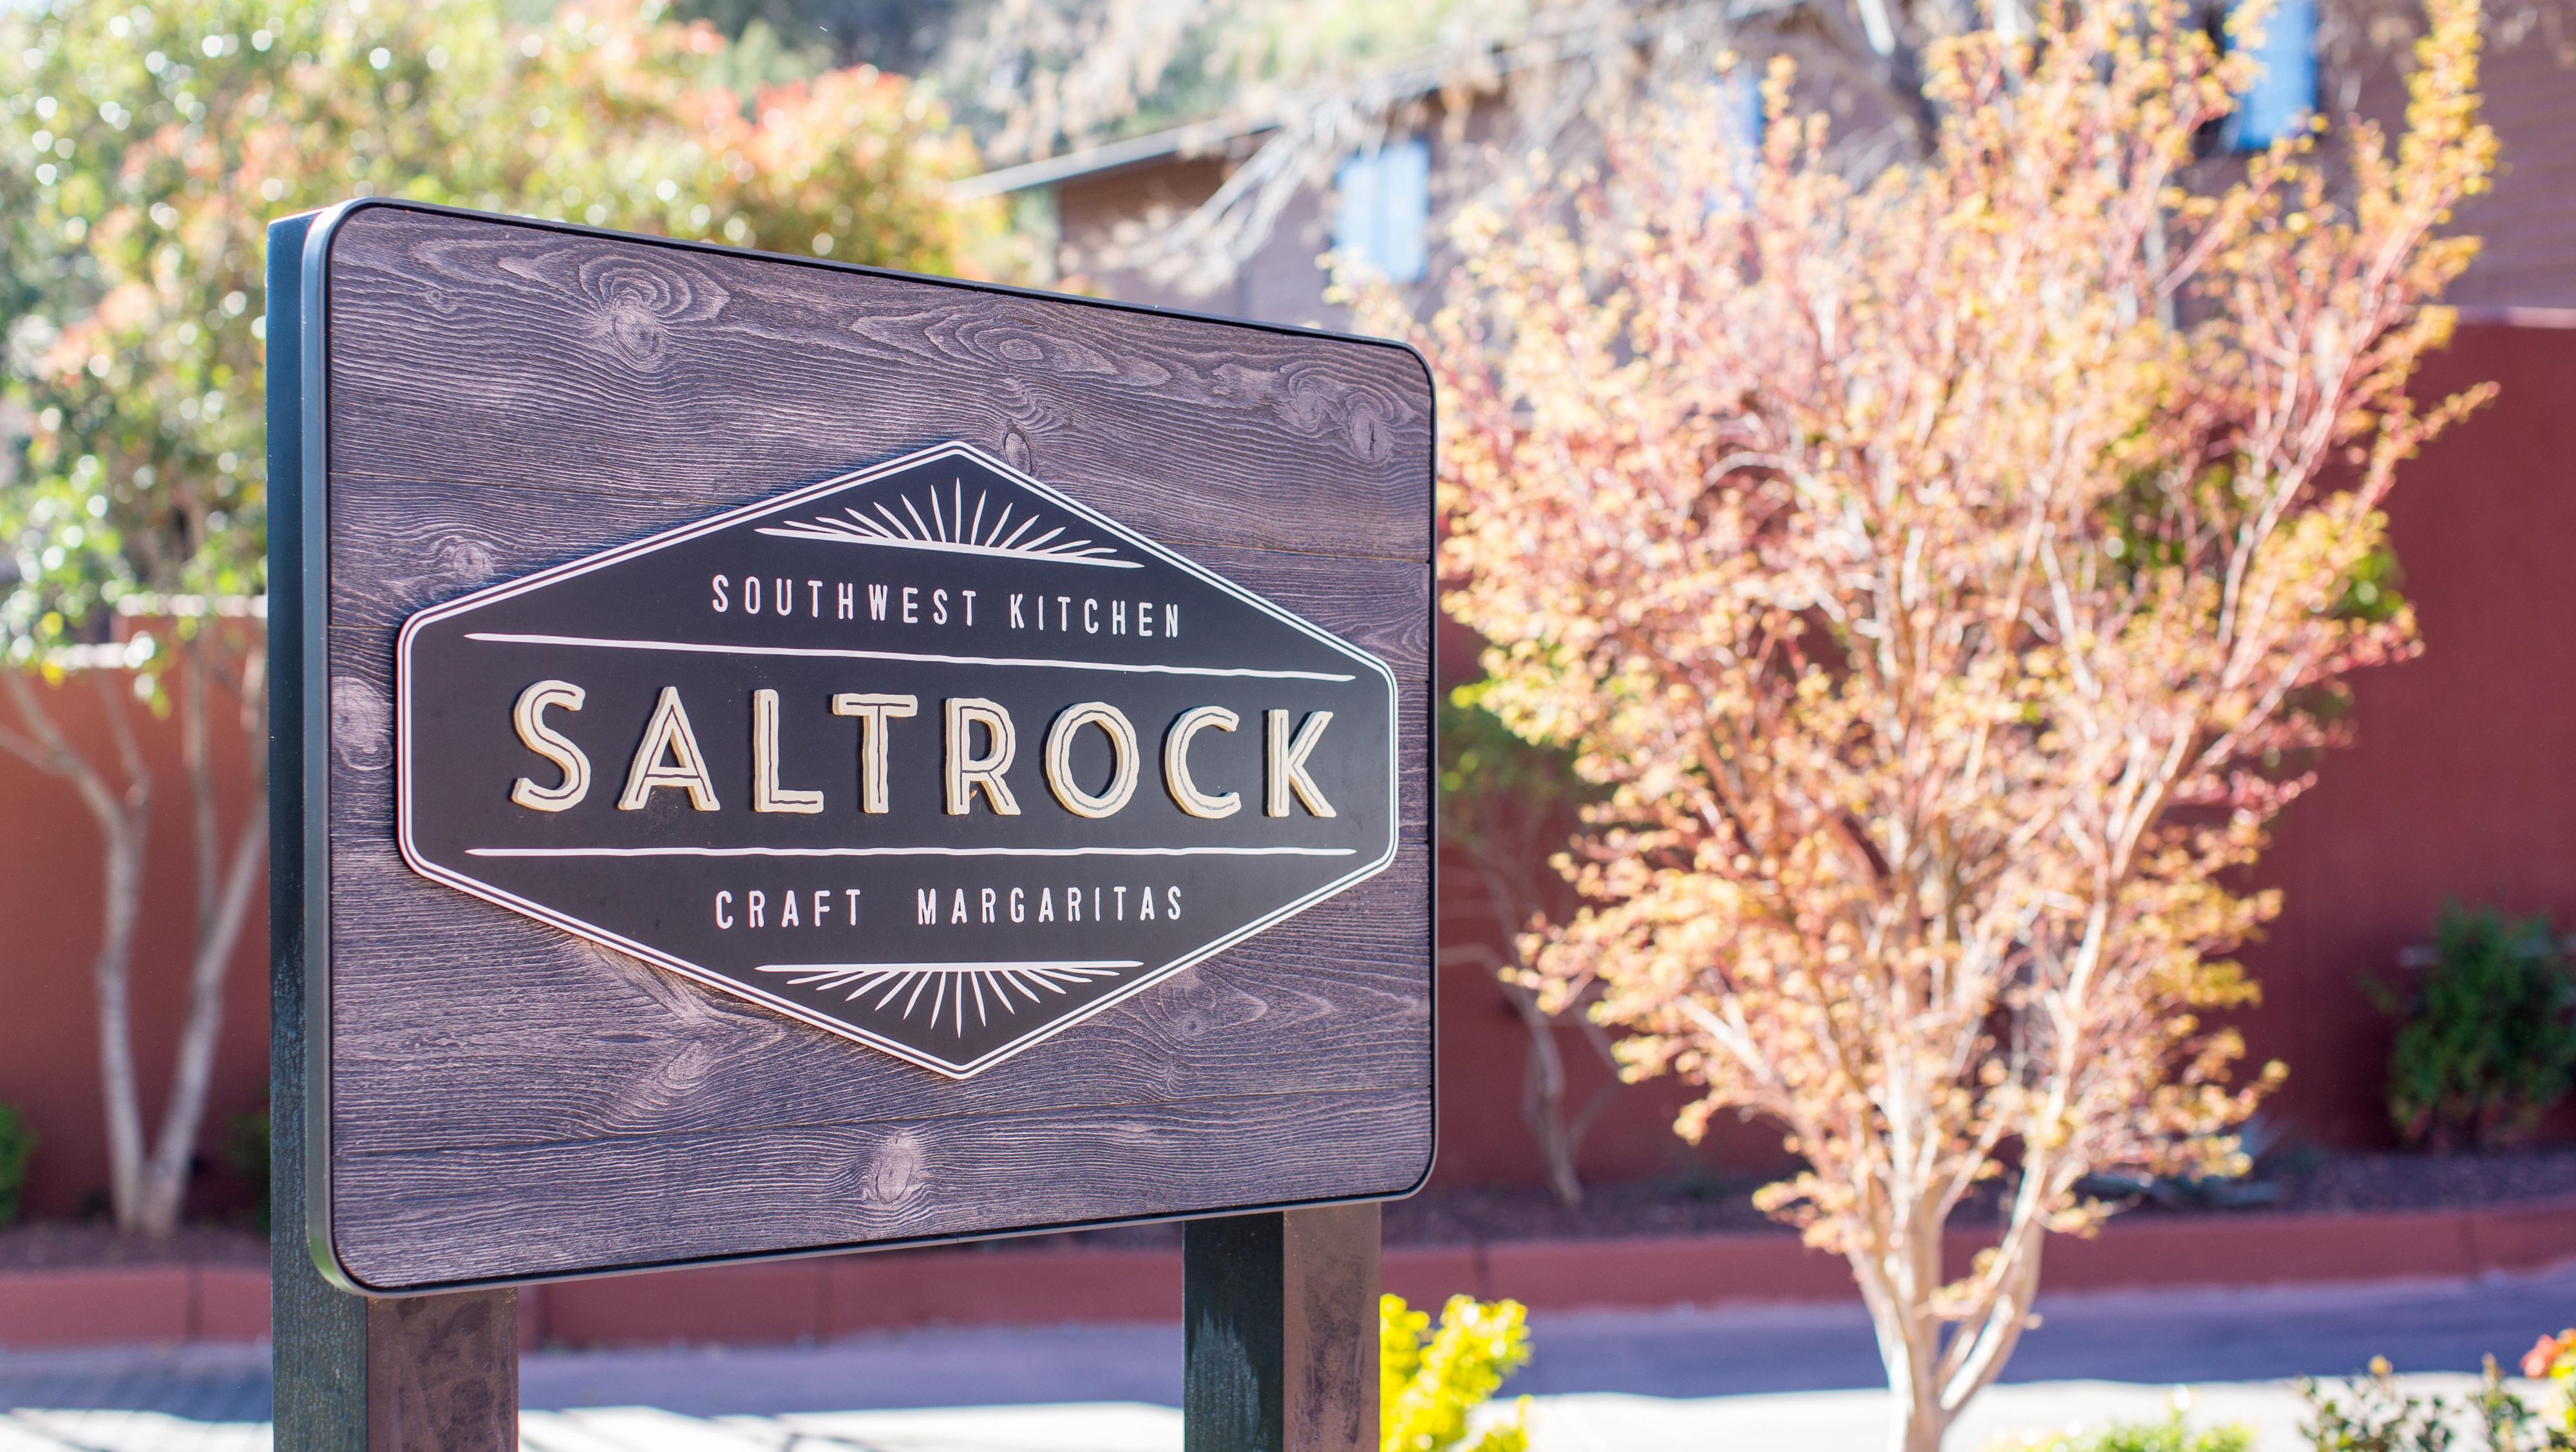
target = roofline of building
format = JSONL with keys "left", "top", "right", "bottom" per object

{"left": 950, "top": 120, "right": 1282, "bottom": 200}
{"left": 949, "top": 0, "right": 1774, "bottom": 202}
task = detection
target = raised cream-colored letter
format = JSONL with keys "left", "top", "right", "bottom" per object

{"left": 831, "top": 692, "right": 919, "bottom": 814}
{"left": 509, "top": 679, "right": 591, "bottom": 811}
{"left": 1162, "top": 706, "right": 1240, "bottom": 819}
{"left": 619, "top": 686, "right": 721, "bottom": 811}
{"left": 752, "top": 688, "right": 824, "bottom": 814}
{"left": 1044, "top": 702, "right": 1139, "bottom": 818}
{"left": 943, "top": 697, "right": 1020, "bottom": 816}
{"left": 1264, "top": 709, "right": 1335, "bottom": 818}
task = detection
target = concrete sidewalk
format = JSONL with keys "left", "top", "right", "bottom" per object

{"left": 0, "top": 1382, "right": 2504, "bottom": 1452}
{"left": 3, "top": 1265, "right": 2570, "bottom": 1449}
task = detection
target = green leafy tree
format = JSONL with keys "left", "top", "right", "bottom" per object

{"left": 0, "top": 0, "right": 997, "bottom": 1236}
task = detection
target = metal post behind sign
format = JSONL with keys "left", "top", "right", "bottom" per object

{"left": 1187, "top": 1206, "right": 1383, "bottom": 1452}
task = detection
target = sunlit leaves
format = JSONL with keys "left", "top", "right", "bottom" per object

{"left": 0, "top": 0, "right": 998, "bottom": 665}
{"left": 1377, "top": 0, "right": 2493, "bottom": 1425}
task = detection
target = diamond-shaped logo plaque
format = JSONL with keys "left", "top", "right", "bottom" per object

{"left": 396, "top": 442, "right": 1397, "bottom": 1077}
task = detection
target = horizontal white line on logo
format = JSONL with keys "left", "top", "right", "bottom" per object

{"left": 462, "top": 845, "right": 1358, "bottom": 858}
{"left": 459, "top": 632, "right": 1358, "bottom": 681}
{"left": 752, "top": 960, "right": 1141, "bottom": 975}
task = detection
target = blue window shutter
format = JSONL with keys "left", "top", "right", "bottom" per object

{"left": 1333, "top": 151, "right": 1381, "bottom": 276}
{"left": 1725, "top": 70, "right": 1765, "bottom": 156}
{"left": 1334, "top": 137, "right": 1430, "bottom": 283}
{"left": 2228, "top": 0, "right": 2318, "bottom": 150}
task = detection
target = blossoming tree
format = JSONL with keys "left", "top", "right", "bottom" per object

{"left": 1390, "top": 0, "right": 2496, "bottom": 1442}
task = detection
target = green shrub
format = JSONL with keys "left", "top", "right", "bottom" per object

{"left": 1381, "top": 1293, "right": 1530, "bottom": 1452}
{"left": 2300, "top": 1355, "right": 2573, "bottom": 1451}
{"left": 1989, "top": 1415, "right": 2253, "bottom": 1451}
{"left": 2372, "top": 904, "right": 2576, "bottom": 1150}
{"left": 0, "top": 1104, "right": 32, "bottom": 1225}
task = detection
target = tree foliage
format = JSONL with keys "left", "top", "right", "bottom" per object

{"left": 2372, "top": 904, "right": 2576, "bottom": 1151}
{"left": 0, "top": 0, "right": 996, "bottom": 1236}
{"left": 1384, "top": 0, "right": 2496, "bottom": 1440}
{"left": 1, "top": 0, "right": 992, "bottom": 662}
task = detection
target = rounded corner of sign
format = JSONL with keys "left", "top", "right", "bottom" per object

{"left": 1361, "top": 836, "right": 1401, "bottom": 879}
{"left": 1374, "top": 333, "right": 1440, "bottom": 404}
{"left": 393, "top": 603, "right": 437, "bottom": 649}
{"left": 297, "top": 197, "right": 373, "bottom": 281}
{"left": 1362, "top": 649, "right": 1403, "bottom": 697}
{"left": 1393, "top": 1133, "right": 1439, "bottom": 1201}
{"left": 307, "top": 1216, "right": 382, "bottom": 1296}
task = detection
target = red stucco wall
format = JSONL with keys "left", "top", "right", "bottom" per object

{"left": 2225, "top": 319, "right": 2576, "bottom": 1147}
{"left": 0, "top": 664, "right": 270, "bottom": 1220}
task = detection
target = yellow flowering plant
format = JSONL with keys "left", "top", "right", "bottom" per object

{"left": 1380, "top": 1293, "right": 1531, "bottom": 1452}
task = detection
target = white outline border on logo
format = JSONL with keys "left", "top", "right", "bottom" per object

{"left": 393, "top": 440, "right": 1403, "bottom": 1079}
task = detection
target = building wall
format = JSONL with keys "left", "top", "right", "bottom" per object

{"left": 2223, "top": 319, "right": 2576, "bottom": 1146}
{"left": 0, "top": 666, "right": 270, "bottom": 1220}
{"left": 2396, "top": 36, "right": 2576, "bottom": 312}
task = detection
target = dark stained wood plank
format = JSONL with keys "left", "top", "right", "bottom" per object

{"left": 324, "top": 836, "right": 1430, "bottom": 1153}
{"left": 323, "top": 206, "right": 1432, "bottom": 561}
{"left": 319, "top": 473, "right": 1432, "bottom": 656}
{"left": 365, "top": 1294, "right": 518, "bottom": 1452}
{"left": 329, "top": 1088, "right": 1432, "bottom": 1288}
{"left": 316, "top": 203, "right": 1435, "bottom": 1290}
{"left": 279, "top": 208, "right": 524, "bottom": 1433}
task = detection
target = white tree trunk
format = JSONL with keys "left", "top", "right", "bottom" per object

{"left": 137, "top": 801, "right": 264, "bottom": 1235}
{"left": 2, "top": 642, "right": 266, "bottom": 1240}
{"left": 1855, "top": 1178, "right": 2055, "bottom": 1452}
{"left": 131, "top": 639, "right": 268, "bottom": 1237}
{"left": 1, "top": 670, "right": 152, "bottom": 1229}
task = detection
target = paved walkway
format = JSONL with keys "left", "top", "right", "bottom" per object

{"left": 3, "top": 1266, "right": 2570, "bottom": 1450}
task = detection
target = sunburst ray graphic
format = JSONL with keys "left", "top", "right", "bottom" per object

{"left": 755, "top": 476, "right": 1141, "bottom": 569}
{"left": 753, "top": 960, "right": 1139, "bottom": 1037}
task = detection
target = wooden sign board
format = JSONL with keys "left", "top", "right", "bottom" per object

{"left": 271, "top": 200, "right": 1434, "bottom": 1294}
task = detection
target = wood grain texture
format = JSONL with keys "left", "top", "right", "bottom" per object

{"left": 323, "top": 207, "right": 1431, "bottom": 561}
{"left": 323, "top": 836, "right": 1428, "bottom": 1155}
{"left": 365, "top": 1294, "right": 518, "bottom": 1452}
{"left": 334, "top": 1089, "right": 1427, "bottom": 1287}
{"left": 317, "top": 202, "right": 1434, "bottom": 1290}
{"left": 277, "top": 207, "right": 524, "bottom": 1438}
{"left": 1280, "top": 1205, "right": 1382, "bottom": 1452}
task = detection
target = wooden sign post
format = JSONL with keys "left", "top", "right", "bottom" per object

{"left": 266, "top": 201, "right": 1433, "bottom": 1451}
